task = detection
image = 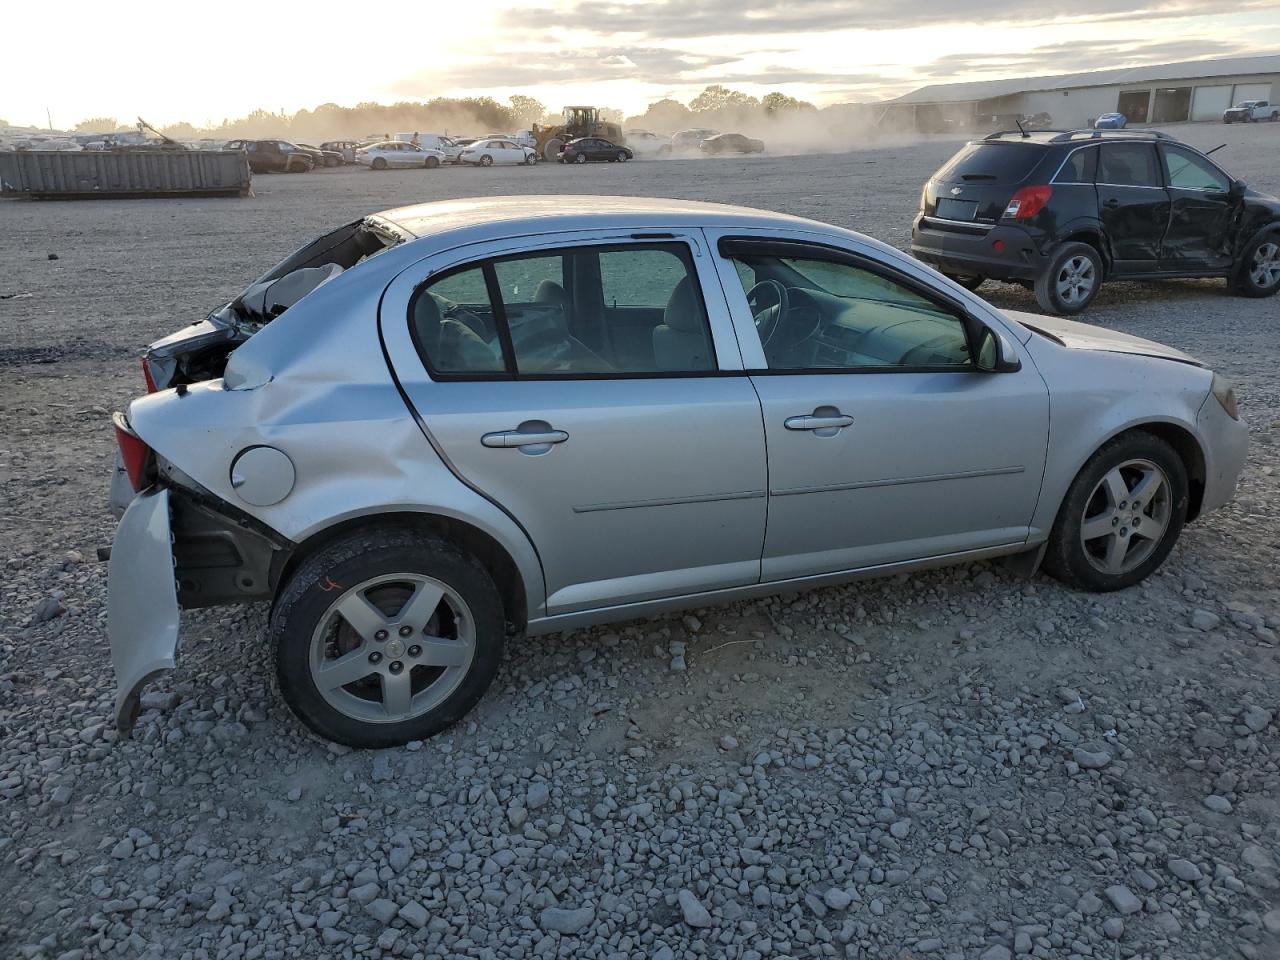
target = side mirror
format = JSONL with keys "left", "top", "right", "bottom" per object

{"left": 976, "top": 326, "right": 1022, "bottom": 373}
{"left": 1231, "top": 178, "right": 1247, "bottom": 196}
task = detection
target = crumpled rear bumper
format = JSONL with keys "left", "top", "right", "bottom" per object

{"left": 108, "top": 487, "right": 180, "bottom": 735}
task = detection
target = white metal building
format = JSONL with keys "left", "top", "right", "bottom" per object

{"left": 884, "top": 54, "right": 1280, "bottom": 131}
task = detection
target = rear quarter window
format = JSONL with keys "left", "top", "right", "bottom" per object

{"left": 935, "top": 143, "right": 1043, "bottom": 184}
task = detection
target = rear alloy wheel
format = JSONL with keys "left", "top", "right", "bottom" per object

{"left": 425, "top": 156, "right": 439, "bottom": 169}
{"left": 479, "top": 154, "right": 493, "bottom": 167}
{"left": 943, "top": 273, "right": 985, "bottom": 292}
{"left": 272, "top": 529, "right": 504, "bottom": 747}
{"left": 1035, "top": 241, "right": 1102, "bottom": 315}
{"left": 575, "top": 153, "right": 587, "bottom": 164}
{"left": 1043, "top": 433, "right": 1187, "bottom": 592}
{"left": 1230, "top": 236, "right": 1280, "bottom": 298}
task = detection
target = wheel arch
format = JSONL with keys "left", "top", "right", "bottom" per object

{"left": 1062, "top": 421, "right": 1207, "bottom": 524}
{"left": 1058, "top": 228, "right": 1111, "bottom": 275}
{"left": 272, "top": 511, "right": 529, "bottom": 634}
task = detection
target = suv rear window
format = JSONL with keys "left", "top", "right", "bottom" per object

{"left": 935, "top": 143, "right": 1042, "bottom": 184}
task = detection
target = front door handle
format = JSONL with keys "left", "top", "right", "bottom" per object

{"left": 785, "top": 413, "right": 854, "bottom": 432}
{"left": 481, "top": 426, "right": 569, "bottom": 449}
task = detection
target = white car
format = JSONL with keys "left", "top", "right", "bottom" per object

{"left": 355, "top": 141, "right": 446, "bottom": 170}
{"left": 671, "top": 128, "right": 719, "bottom": 150}
{"left": 1223, "top": 100, "right": 1278, "bottom": 123}
{"left": 624, "top": 129, "right": 672, "bottom": 158}
{"left": 458, "top": 138, "right": 537, "bottom": 166}
{"left": 440, "top": 138, "right": 475, "bottom": 163}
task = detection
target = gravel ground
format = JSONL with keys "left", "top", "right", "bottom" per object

{"left": 2, "top": 122, "right": 1278, "bottom": 960}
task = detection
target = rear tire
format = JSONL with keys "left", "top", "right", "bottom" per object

{"left": 1035, "top": 241, "right": 1102, "bottom": 315}
{"left": 1042, "top": 432, "right": 1188, "bottom": 592}
{"left": 479, "top": 154, "right": 493, "bottom": 167}
{"left": 944, "top": 273, "right": 985, "bottom": 292}
{"left": 425, "top": 156, "right": 439, "bottom": 169}
{"left": 271, "top": 529, "right": 505, "bottom": 747}
{"left": 1229, "top": 234, "right": 1280, "bottom": 298}
{"left": 575, "top": 153, "right": 587, "bottom": 164}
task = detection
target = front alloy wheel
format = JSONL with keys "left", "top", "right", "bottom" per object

{"left": 1043, "top": 433, "right": 1187, "bottom": 591}
{"left": 1231, "top": 236, "right": 1280, "bottom": 298}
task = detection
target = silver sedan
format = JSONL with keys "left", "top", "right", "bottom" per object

{"left": 108, "top": 197, "right": 1248, "bottom": 746}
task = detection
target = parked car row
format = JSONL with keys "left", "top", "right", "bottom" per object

{"left": 107, "top": 195, "right": 1249, "bottom": 747}
{"left": 911, "top": 127, "right": 1280, "bottom": 314}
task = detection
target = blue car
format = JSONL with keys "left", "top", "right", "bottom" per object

{"left": 1094, "top": 112, "right": 1128, "bottom": 129}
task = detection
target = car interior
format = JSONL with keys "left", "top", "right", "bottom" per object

{"left": 409, "top": 244, "right": 716, "bottom": 375}
{"left": 729, "top": 255, "right": 974, "bottom": 369}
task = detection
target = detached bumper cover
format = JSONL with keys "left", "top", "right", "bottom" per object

{"left": 109, "top": 487, "right": 180, "bottom": 735}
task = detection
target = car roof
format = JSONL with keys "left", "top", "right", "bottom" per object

{"left": 374, "top": 196, "right": 819, "bottom": 240}
{"left": 978, "top": 129, "right": 1184, "bottom": 147}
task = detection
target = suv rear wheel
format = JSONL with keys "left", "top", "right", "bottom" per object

{"left": 1230, "top": 234, "right": 1280, "bottom": 298}
{"left": 1035, "top": 242, "right": 1102, "bottom": 315}
{"left": 271, "top": 529, "right": 505, "bottom": 747}
{"left": 943, "top": 273, "right": 985, "bottom": 292}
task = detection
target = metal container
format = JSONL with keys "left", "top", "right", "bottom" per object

{"left": 0, "top": 149, "right": 250, "bottom": 199}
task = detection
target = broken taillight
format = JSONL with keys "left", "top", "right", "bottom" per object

{"left": 113, "top": 413, "right": 154, "bottom": 492}
{"left": 142, "top": 357, "right": 158, "bottom": 394}
{"left": 1002, "top": 185, "right": 1052, "bottom": 220}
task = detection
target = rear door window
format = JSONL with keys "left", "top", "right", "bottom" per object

{"left": 935, "top": 143, "right": 1042, "bottom": 184}
{"left": 1098, "top": 143, "right": 1160, "bottom": 187}
{"left": 408, "top": 244, "right": 716, "bottom": 378}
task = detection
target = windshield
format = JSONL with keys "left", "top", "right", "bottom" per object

{"left": 935, "top": 142, "right": 1042, "bottom": 184}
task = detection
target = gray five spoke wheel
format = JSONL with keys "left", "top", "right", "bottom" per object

{"left": 1055, "top": 255, "right": 1096, "bottom": 305}
{"left": 310, "top": 574, "right": 475, "bottom": 723}
{"left": 1079, "top": 458, "right": 1171, "bottom": 575}
{"left": 1250, "top": 241, "right": 1280, "bottom": 287}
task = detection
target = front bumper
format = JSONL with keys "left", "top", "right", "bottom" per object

{"left": 1196, "top": 392, "right": 1249, "bottom": 516}
{"left": 108, "top": 487, "right": 180, "bottom": 735}
{"left": 911, "top": 217, "right": 1045, "bottom": 281}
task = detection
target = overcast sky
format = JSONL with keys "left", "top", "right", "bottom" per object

{"left": 3, "top": 0, "right": 1278, "bottom": 128}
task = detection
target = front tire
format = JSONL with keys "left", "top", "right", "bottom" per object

{"left": 1230, "top": 234, "right": 1280, "bottom": 298}
{"left": 479, "top": 154, "right": 493, "bottom": 167}
{"left": 425, "top": 156, "right": 439, "bottom": 169}
{"left": 574, "top": 153, "right": 587, "bottom": 164}
{"left": 1042, "top": 432, "right": 1188, "bottom": 592}
{"left": 271, "top": 529, "right": 505, "bottom": 747}
{"left": 1035, "top": 241, "right": 1102, "bottom": 315}
{"left": 616, "top": 151, "right": 628, "bottom": 162}
{"left": 371, "top": 157, "right": 387, "bottom": 170}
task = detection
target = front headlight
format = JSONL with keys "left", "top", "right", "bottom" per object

{"left": 1211, "top": 373, "right": 1240, "bottom": 420}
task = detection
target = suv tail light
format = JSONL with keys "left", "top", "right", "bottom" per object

{"left": 113, "top": 413, "right": 155, "bottom": 492}
{"left": 1003, "top": 185, "right": 1053, "bottom": 220}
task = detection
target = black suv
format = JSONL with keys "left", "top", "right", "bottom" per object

{"left": 911, "top": 129, "right": 1280, "bottom": 314}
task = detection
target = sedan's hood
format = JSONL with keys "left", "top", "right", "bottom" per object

{"left": 1004, "top": 310, "right": 1203, "bottom": 366}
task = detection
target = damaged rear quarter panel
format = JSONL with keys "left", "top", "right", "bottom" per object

{"left": 126, "top": 258, "right": 547, "bottom": 617}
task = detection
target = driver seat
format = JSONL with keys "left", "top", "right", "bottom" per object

{"left": 651, "top": 277, "right": 712, "bottom": 370}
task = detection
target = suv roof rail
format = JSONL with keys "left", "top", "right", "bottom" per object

{"left": 981, "top": 128, "right": 1180, "bottom": 144}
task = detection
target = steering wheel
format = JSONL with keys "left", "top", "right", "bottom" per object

{"left": 746, "top": 279, "right": 789, "bottom": 347}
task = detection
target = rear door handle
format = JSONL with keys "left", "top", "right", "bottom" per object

{"left": 1103, "top": 198, "right": 1120, "bottom": 209}
{"left": 784, "top": 414, "right": 854, "bottom": 431}
{"left": 481, "top": 429, "right": 568, "bottom": 448}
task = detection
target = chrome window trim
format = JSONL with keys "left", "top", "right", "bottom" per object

{"left": 920, "top": 216, "right": 993, "bottom": 231}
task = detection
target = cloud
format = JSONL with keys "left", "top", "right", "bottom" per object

{"left": 392, "top": 45, "right": 740, "bottom": 93}
{"left": 500, "top": 0, "right": 1272, "bottom": 37}
{"left": 916, "top": 37, "right": 1259, "bottom": 80}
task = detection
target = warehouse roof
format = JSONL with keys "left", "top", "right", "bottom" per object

{"left": 892, "top": 53, "right": 1280, "bottom": 105}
